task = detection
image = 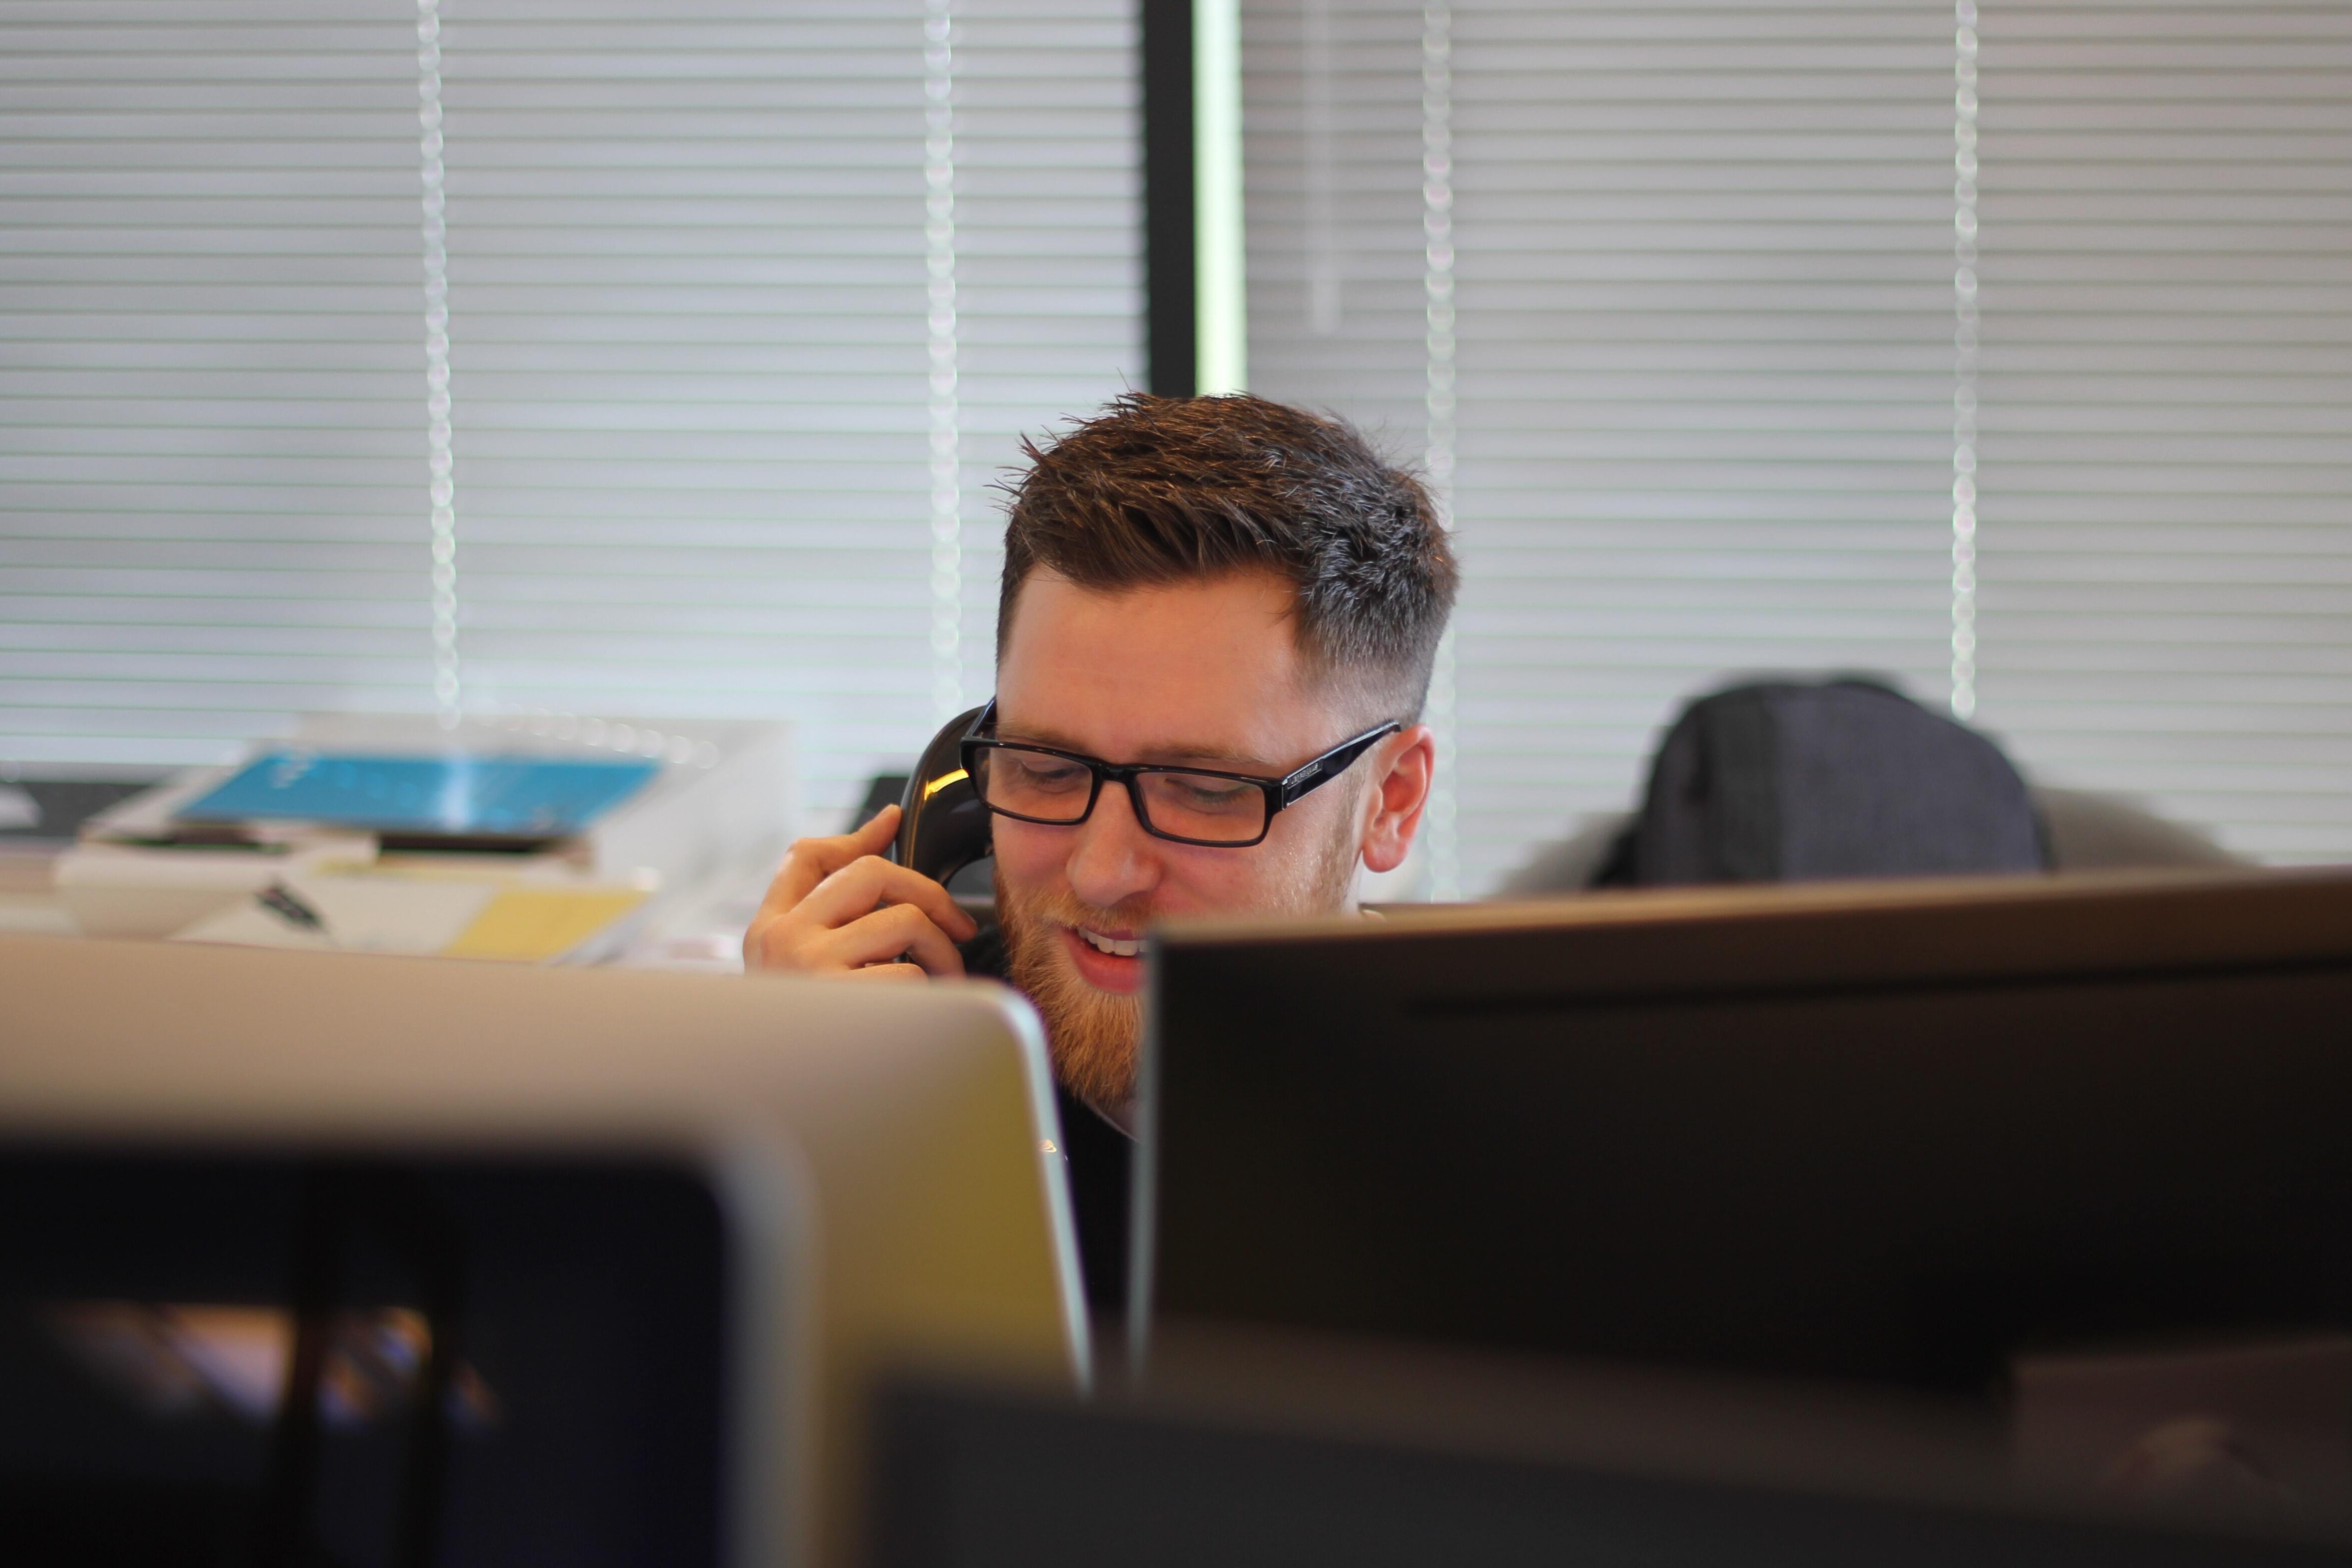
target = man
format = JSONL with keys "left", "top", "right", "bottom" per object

{"left": 745, "top": 393, "right": 1457, "bottom": 1311}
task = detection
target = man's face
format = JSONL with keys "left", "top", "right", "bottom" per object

{"left": 991, "top": 569, "right": 1406, "bottom": 1116}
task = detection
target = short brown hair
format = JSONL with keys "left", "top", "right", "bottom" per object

{"left": 996, "top": 394, "right": 1458, "bottom": 718}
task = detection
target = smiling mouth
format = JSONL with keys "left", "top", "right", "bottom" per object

{"left": 1075, "top": 926, "right": 1141, "bottom": 958}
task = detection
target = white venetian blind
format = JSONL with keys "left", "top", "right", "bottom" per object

{"left": 1972, "top": 2, "right": 2352, "bottom": 864}
{"left": 1246, "top": 0, "right": 2352, "bottom": 887}
{"left": 1242, "top": 0, "right": 1427, "bottom": 492}
{"left": 1, "top": 0, "right": 1141, "bottom": 823}
{"left": 0, "top": 3, "right": 431, "bottom": 770}
{"left": 443, "top": 0, "right": 1141, "bottom": 818}
{"left": 1246, "top": 0, "right": 1955, "bottom": 895}
{"left": 949, "top": 0, "right": 1146, "bottom": 711}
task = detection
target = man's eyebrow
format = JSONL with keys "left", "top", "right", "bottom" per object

{"left": 995, "top": 725, "right": 1274, "bottom": 771}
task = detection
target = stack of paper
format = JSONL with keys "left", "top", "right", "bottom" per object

{"left": 61, "top": 712, "right": 795, "bottom": 942}
{"left": 83, "top": 712, "right": 794, "bottom": 890}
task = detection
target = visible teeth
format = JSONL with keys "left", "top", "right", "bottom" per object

{"left": 1078, "top": 927, "right": 1141, "bottom": 958}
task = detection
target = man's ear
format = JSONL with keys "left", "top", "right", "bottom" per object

{"left": 1359, "top": 725, "right": 1436, "bottom": 874}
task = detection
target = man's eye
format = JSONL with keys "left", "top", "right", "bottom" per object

{"left": 1010, "top": 756, "right": 1088, "bottom": 791}
{"left": 1164, "top": 776, "right": 1254, "bottom": 812}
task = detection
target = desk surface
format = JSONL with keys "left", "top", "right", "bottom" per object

{"left": 0, "top": 845, "right": 773, "bottom": 972}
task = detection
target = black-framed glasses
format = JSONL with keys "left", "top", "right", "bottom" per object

{"left": 958, "top": 700, "right": 1402, "bottom": 848}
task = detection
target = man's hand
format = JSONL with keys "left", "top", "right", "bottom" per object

{"left": 742, "top": 803, "right": 980, "bottom": 980}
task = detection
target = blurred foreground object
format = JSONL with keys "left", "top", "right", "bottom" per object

{"left": 0, "top": 935, "right": 1080, "bottom": 1567}
{"left": 873, "top": 1325, "right": 2350, "bottom": 1567}
{"left": 1140, "top": 866, "right": 2352, "bottom": 1526}
{"left": 2015, "top": 1334, "right": 2352, "bottom": 1524}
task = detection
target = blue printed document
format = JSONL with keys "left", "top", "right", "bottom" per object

{"left": 176, "top": 752, "right": 660, "bottom": 837}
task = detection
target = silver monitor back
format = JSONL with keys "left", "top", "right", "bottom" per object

{"left": 0, "top": 935, "right": 1083, "bottom": 1568}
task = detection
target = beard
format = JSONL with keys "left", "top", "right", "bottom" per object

{"left": 997, "top": 802, "right": 1365, "bottom": 1118}
{"left": 999, "top": 883, "right": 1147, "bottom": 1115}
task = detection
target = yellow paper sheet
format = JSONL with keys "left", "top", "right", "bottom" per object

{"left": 441, "top": 888, "right": 647, "bottom": 964}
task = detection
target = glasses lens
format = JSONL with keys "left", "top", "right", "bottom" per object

{"left": 1136, "top": 770, "right": 1269, "bottom": 844}
{"left": 974, "top": 746, "right": 1095, "bottom": 822}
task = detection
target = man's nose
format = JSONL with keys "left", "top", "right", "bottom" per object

{"left": 1065, "top": 780, "right": 1162, "bottom": 910}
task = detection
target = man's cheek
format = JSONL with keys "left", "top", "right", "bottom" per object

{"left": 1137, "top": 837, "right": 1263, "bottom": 915}
{"left": 988, "top": 821, "right": 1063, "bottom": 895}
{"left": 1171, "top": 843, "right": 1276, "bottom": 915}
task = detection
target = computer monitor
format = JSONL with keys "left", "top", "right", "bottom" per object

{"left": 0, "top": 934, "right": 1082, "bottom": 1568}
{"left": 1135, "top": 869, "right": 2352, "bottom": 1475}
{"left": 7, "top": 1145, "right": 753, "bottom": 1568}
{"left": 870, "top": 1324, "right": 2348, "bottom": 1567}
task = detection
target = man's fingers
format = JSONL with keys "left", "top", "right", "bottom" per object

{"left": 739, "top": 805, "right": 981, "bottom": 981}
{"left": 757, "top": 803, "right": 903, "bottom": 912}
{"left": 850, "top": 800, "right": 902, "bottom": 851}
{"left": 844, "top": 957, "right": 930, "bottom": 982}
{"left": 815, "top": 902, "right": 966, "bottom": 977}
{"left": 800, "top": 854, "right": 979, "bottom": 944}
{"left": 742, "top": 896, "right": 964, "bottom": 978}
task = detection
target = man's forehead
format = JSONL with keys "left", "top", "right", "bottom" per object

{"left": 994, "top": 569, "right": 1334, "bottom": 765}
{"left": 1004, "top": 565, "right": 1294, "bottom": 638}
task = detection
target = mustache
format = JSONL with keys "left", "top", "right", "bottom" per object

{"left": 1004, "top": 885, "right": 1160, "bottom": 936}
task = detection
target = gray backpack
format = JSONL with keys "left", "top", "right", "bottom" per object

{"left": 1594, "top": 678, "right": 2049, "bottom": 887}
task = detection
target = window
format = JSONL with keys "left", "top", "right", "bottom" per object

{"left": 0, "top": 0, "right": 1143, "bottom": 825}
{"left": 1244, "top": 0, "right": 2352, "bottom": 887}
{"left": 1, "top": 5, "right": 429, "bottom": 770}
{"left": 1971, "top": 2, "right": 2352, "bottom": 864}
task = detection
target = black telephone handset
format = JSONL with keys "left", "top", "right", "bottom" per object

{"left": 894, "top": 705, "right": 998, "bottom": 945}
